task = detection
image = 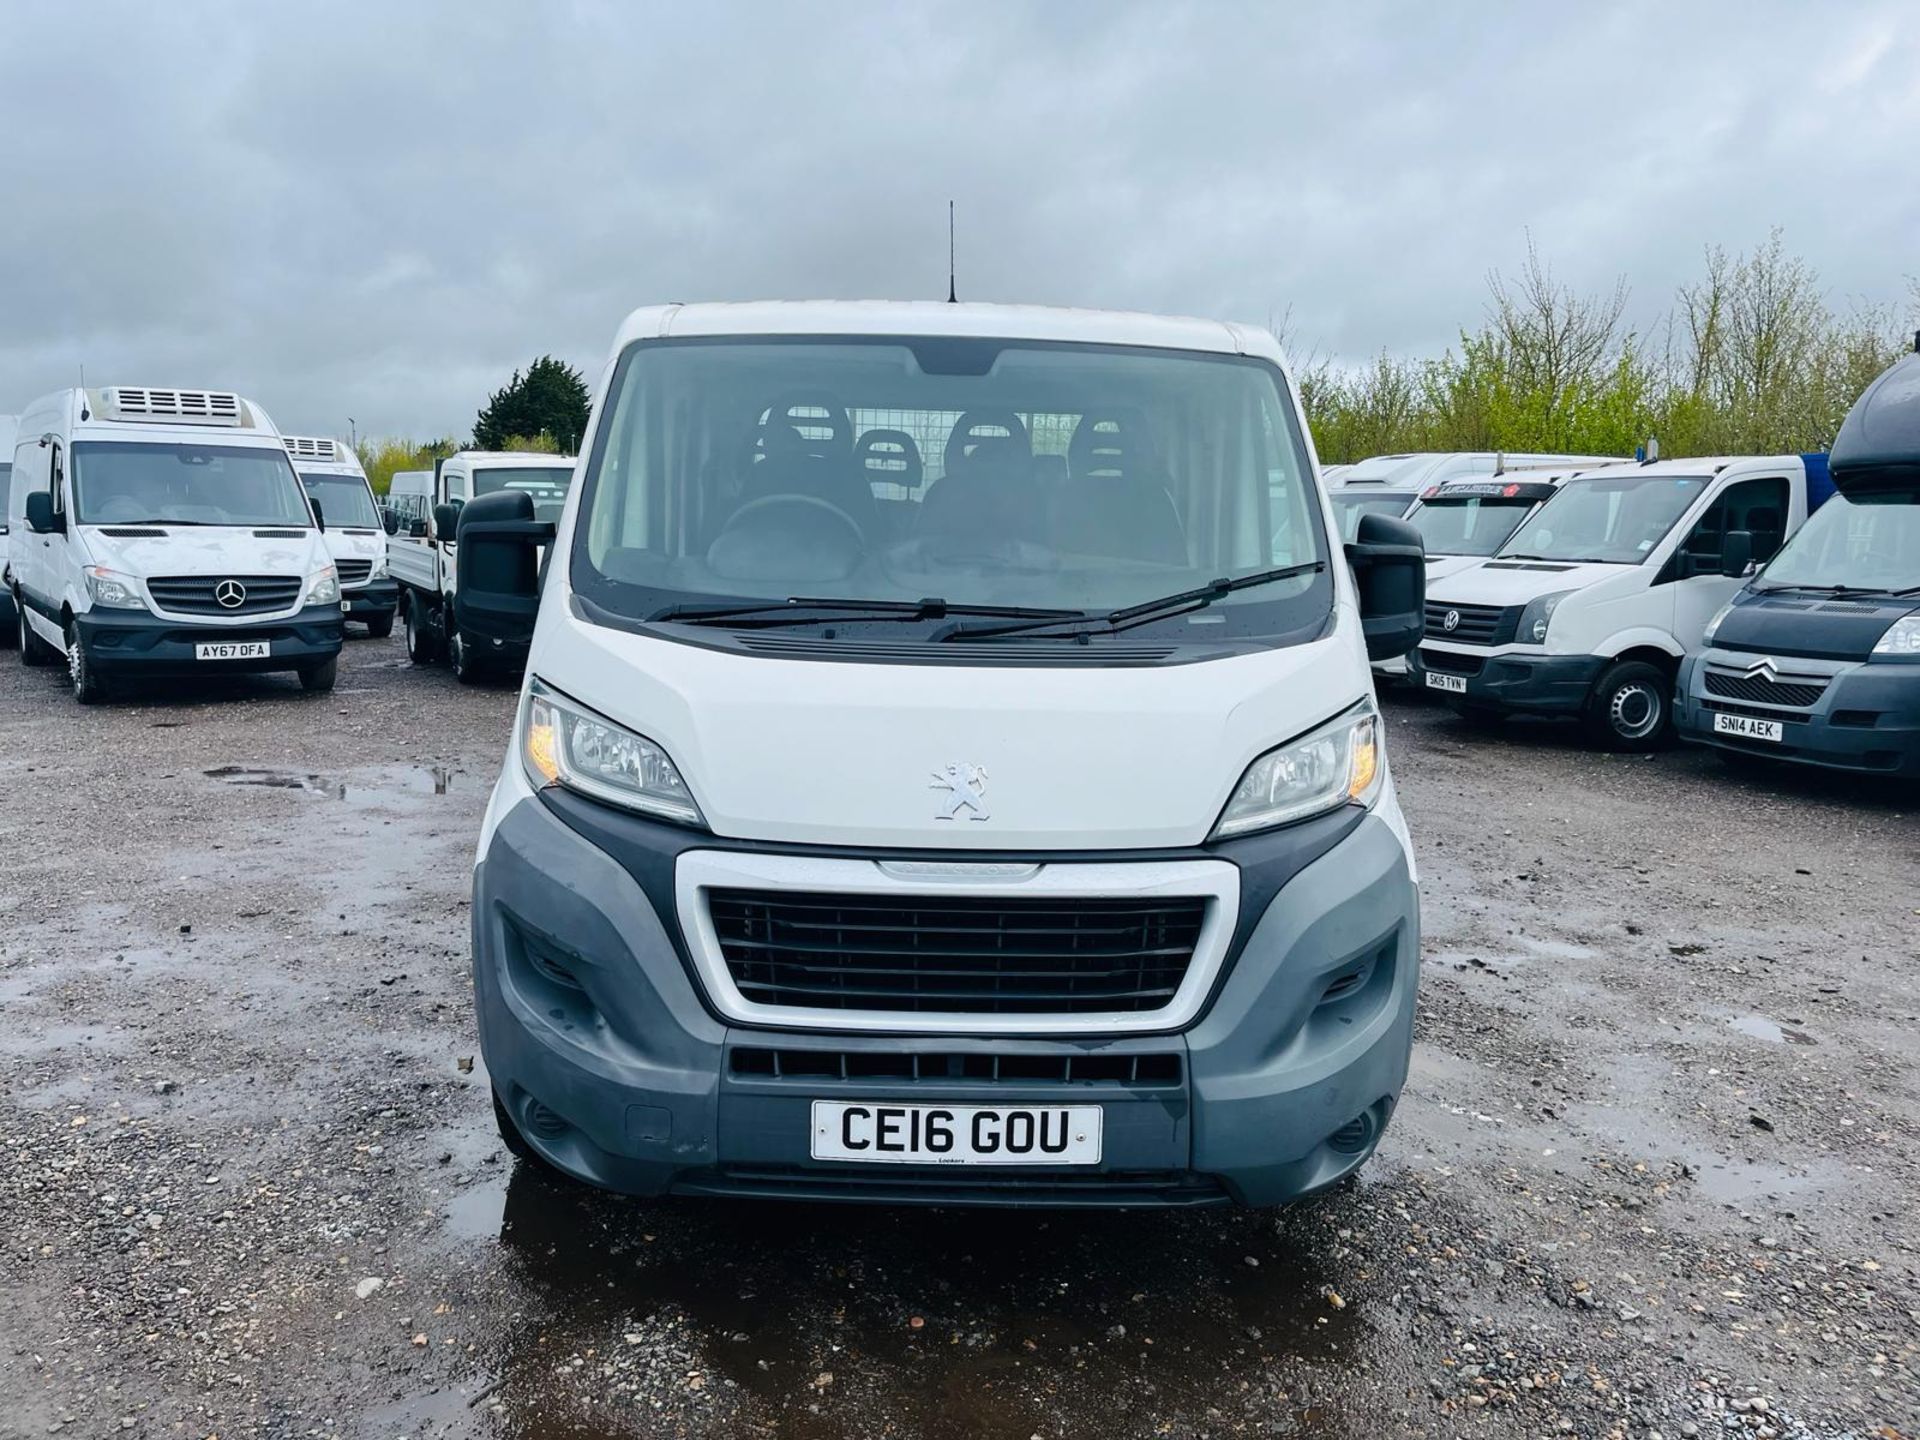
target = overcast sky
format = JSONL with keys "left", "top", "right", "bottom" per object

{"left": 2, "top": 2, "right": 1915, "bottom": 442}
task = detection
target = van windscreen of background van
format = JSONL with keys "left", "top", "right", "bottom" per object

{"left": 1501, "top": 475, "right": 1708, "bottom": 566}
{"left": 297, "top": 472, "right": 382, "bottom": 529}
{"left": 72, "top": 443, "right": 313, "bottom": 528}
{"left": 1757, "top": 488, "right": 1920, "bottom": 594}
{"left": 473, "top": 468, "right": 572, "bottom": 523}
{"left": 571, "top": 337, "right": 1331, "bottom": 642}
{"left": 1328, "top": 491, "right": 1413, "bottom": 540}
{"left": 1410, "top": 494, "right": 1537, "bottom": 556}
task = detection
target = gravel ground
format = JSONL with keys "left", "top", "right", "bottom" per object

{"left": 1, "top": 635, "right": 1915, "bottom": 1440}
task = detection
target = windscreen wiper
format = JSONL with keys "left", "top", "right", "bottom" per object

{"left": 649, "top": 595, "right": 1084, "bottom": 630}
{"left": 937, "top": 561, "right": 1327, "bottom": 643}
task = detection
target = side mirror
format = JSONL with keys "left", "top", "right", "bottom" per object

{"left": 381, "top": 508, "right": 400, "bottom": 536}
{"left": 1720, "top": 530, "right": 1753, "bottom": 579}
{"left": 1344, "top": 512, "right": 1426, "bottom": 661}
{"left": 24, "top": 491, "right": 61, "bottom": 535}
{"left": 433, "top": 501, "right": 464, "bottom": 542}
{"left": 449, "top": 489, "right": 556, "bottom": 663}
{"left": 407, "top": 517, "right": 430, "bottom": 539}
{"left": 309, "top": 496, "right": 326, "bottom": 532}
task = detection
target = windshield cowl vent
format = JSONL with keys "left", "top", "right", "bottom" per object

{"left": 95, "top": 387, "right": 246, "bottom": 427}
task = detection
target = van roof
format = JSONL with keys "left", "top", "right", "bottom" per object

{"left": 25, "top": 386, "right": 282, "bottom": 441}
{"left": 1561, "top": 456, "right": 1803, "bottom": 480}
{"left": 283, "top": 435, "right": 365, "bottom": 475}
{"left": 611, "top": 300, "right": 1280, "bottom": 363}
{"left": 446, "top": 450, "right": 576, "bottom": 467}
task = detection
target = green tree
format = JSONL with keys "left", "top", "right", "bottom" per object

{"left": 473, "top": 356, "right": 590, "bottom": 453}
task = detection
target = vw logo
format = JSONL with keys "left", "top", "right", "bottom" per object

{"left": 214, "top": 579, "right": 247, "bottom": 609}
{"left": 1442, "top": 609, "right": 1461, "bottom": 632}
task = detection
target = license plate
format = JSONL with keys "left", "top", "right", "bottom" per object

{"left": 195, "top": 641, "right": 270, "bottom": 660}
{"left": 1425, "top": 671, "right": 1467, "bottom": 694}
{"left": 810, "top": 1101, "right": 1102, "bottom": 1166}
{"left": 1713, "top": 712, "right": 1782, "bottom": 742}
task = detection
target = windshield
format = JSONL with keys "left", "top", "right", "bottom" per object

{"left": 72, "top": 442, "right": 314, "bottom": 528}
{"left": 1328, "top": 491, "right": 1412, "bottom": 540}
{"left": 1759, "top": 489, "right": 1920, "bottom": 593}
{"left": 1409, "top": 495, "right": 1538, "bottom": 556}
{"left": 297, "top": 472, "right": 381, "bottom": 529}
{"left": 571, "top": 336, "right": 1331, "bottom": 641}
{"left": 1501, "top": 474, "right": 1709, "bottom": 565}
{"left": 475, "top": 466, "right": 573, "bottom": 523}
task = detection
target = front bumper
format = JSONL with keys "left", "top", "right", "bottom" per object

{"left": 342, "top": 579, "right": 398, "bottom": 618}
{"left": 1676, "top": 651, "right": 1920, "bottom": 775}
{"left": 75, "top": 604, "right": 344, "bottom": 675}
{"left": 473, "top": 791, "right": 1420, "bottom": 1208}
{"left": 1409, "top": 645, "right": 1604, "bottom": 715}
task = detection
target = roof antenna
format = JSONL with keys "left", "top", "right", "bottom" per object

{"left": 946, "top": 200, "right": 957, "bottom": 304}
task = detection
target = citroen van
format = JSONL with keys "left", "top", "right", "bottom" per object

{"left": 285, "top": 435, "right": 397, "bottom": 636}
{"left": 465, "top": 301, "right": 1428, "bottom": 1208}
{"left": 1411, "top": 455, "right": 1827, "bottom": 749}
{"left": 7, "top": 387, "right": 342, "bottom": 703}
{"left": 1676, "top": 353, "right": 1920, "bottom": 774}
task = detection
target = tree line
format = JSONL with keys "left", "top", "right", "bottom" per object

{"left": 355, "top": 354, "right": 590, "bottom": 494}
{"left": 1297, "top": 231, "right": 1919, "bottom": 464}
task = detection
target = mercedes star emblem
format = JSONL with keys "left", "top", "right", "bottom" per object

{"left": 214, "top": 579, "right": 247, "bottom": 609}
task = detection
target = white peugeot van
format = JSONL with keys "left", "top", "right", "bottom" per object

{"left": 466, "top": 301, "right": 1428, "bottom": 1208}
{"left": 1411, "top": 455, "right": 1825, "bottom": 749}
{"left": 7, "top": 387, "right": 343, "bottom": 703}
{"left": 285, "top": 435, "right": 397, "bottom": 637}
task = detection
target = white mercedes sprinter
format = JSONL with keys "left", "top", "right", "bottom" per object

{"left": 7, "top": 387, "right": 342, "bottom": 703}
{"left": 1411, "top": 455, "right": 1825, "bottom": 749}
{"left": 467, "top": 301, "right": 1428, "bottom": 1208}
{"left": 285, "top": 435, "right": 397, "bottom": 636}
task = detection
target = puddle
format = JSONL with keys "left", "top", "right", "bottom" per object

{"left": 204, "top": 763, "right": 457, "bottom": 803}
{"left": 1729, "top": 1015, "right": 1817, "bottom": 1046}
{"left": 438, "top": 1158, "right": 1372, "bottom": 1436}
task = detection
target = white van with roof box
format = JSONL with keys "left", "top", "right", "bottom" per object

{"left": 285, "top": 435, "right": 397, "bottom": 637}
{"left": 388, "top": 450, "right": 576, "bottom": 680}
{"left": 1411, "top": 454, "right": 1829, "bottom": 748}
{"left": 7, "top": 387, "right": 342, "bottom": 703}
{"left": 464, "top": 300, "right": 1430, "bottom": 1208}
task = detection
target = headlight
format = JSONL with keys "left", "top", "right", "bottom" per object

{"left": 1703, "top": 599, "right": 1736, "bottom": 647}
{"left": 370, "top": 552, "right": 389, "bottom": 581}
{"left": 1517, "top": 589, "right": 1574, "bottom": 645}
{"left": 84, "top": 566, "right": 147, "bottom": 610}
{"left": 1872, "top": 615, "right": 1920, "bottom": 657}
{"left": 305, "top": 566, "right": 340, "bottom": 605}
{"left": 522, "top": 678, "right": 705, "bottom": 826}
{"left": 1212, "top": 702, "right": 1382, "bottom": 839}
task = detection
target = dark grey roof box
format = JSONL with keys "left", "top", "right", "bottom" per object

{"left": 1830, "top": 351, "right": 1920, "bottom": 494}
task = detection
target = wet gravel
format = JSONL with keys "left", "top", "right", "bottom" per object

{"left": 0, "top": 638, "right": 1915, "bottom": 1439}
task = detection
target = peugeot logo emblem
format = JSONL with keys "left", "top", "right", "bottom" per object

{"left": 930, "top": 763, "right": 990, "bottom": 821}
{"left": 214, "top": 579, "right": 247, "bottom": 609}
{"left": 1442, "top": 609, "right": 1461, "bottom": 632}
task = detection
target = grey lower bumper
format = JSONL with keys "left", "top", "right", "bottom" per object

{"left": 1410, "top": 646, "right": 1604, "bottom": 715}
{"left": 1676, "top": 652, "right": 1920, "bottom": 775}
{"left": 472, "top": 796, "right": 1419, "bottom": 1208}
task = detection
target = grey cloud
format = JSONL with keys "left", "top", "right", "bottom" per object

{"left": 2, "top": 1, "right": 1915, "bottom": 441}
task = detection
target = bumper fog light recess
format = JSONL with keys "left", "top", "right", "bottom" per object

{"left": 1326, "top": 1110, "right": 1377, "bottom": 1156}
{"left": 524, "top": 1096, "right": 570, "bottom": 1140}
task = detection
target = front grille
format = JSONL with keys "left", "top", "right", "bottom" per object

{"left": 147, "top": 574, "right": 301, "bottom": 616}
{"left": 708, "top": 889, "right": 1208, "bottom": 1014}
{"left": 1423, "top": 600, "right": 1520, "bottom": 646}
{"left": 335, "top": 558, "right": 374, "bottom": 585}
{"left": 685, "top": 1166, "right": 1230, "bottom": 1207}
{"left": 1419, "top": 647, "right": 1484, "bottom": 677}
{"left": 1704, "top": 669, "right": 1827, "bottom": 709}
{"left": 730, "top": 1047, "right": 1182, "bottom": 1086}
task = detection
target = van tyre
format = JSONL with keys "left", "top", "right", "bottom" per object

{"left": 1585, "top": 659, "right": 1670, "bottom": 752}
{"left": 18, "top": 603, "right": 57, "bottom": 667}
{"left": 65, "top": 623, "right": 108, "bottom": 705}
{"left": 405, "top": 595, "right": 440, "bottom": 664}
{"left": 363, "top": 611, "right": 394, "bottom": 640}
{"left": 298, "top": 656, "right": 338, "bottom": 693}
{"left": 449, "top": 627, "right": 485, "bottom": 685}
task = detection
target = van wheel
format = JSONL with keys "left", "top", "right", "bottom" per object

{"left": 405, "top": 596, "right": 440, "bottom": 664}
{"left": 363, "top": 611, "right": 394, "bottom": 640}
{"left": 65, "top": 623, "right": 109, "bottom": 705}
{"left": 449, "top": 627, "right": 485, "bottom": 685}
{"left": 18, "top": 604, "right": 56, "bottom": 667}
{"left": 298, "top": 657, "right": 338, "bottom": 693}
{"left": 1585, "top": 660, "right": 1671, "bottom": 752}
